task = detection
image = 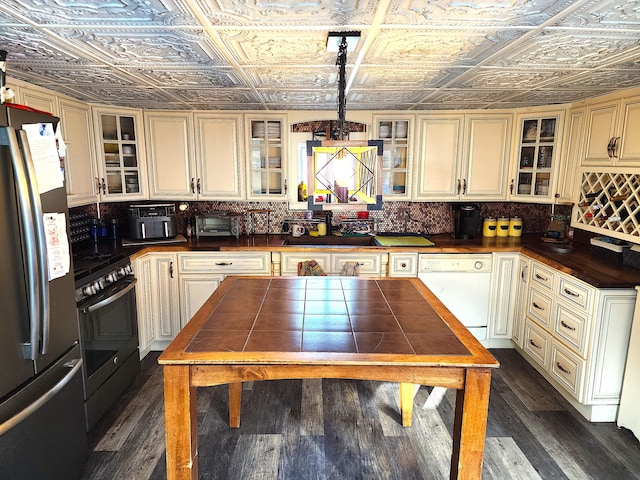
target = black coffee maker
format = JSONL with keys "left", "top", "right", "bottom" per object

{"left": 452, "top": 204, "right": 481, "bottom": 239}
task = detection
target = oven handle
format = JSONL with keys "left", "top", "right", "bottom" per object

{"left": 84, "top": 278, "right": 137, "bottom": 313}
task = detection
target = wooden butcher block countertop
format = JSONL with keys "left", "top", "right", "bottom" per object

{"left": 113, "top": 233, "right": 640, "bottom": 289}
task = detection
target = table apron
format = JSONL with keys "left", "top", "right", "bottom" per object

{"left": 189, "top": 364, "right": 467, "bottom": 389}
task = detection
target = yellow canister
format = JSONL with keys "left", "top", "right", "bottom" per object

{"left": 317, "top": 222, "right": 327, "bottom": 236}
{"left": 497, "top": 217, "right": 510, "bottom": 237}
{"left": 482, "top": 218, "right": 497, "bottom": 237}
{"left": 509, "top": 217, "right": 523, "bottom": 237}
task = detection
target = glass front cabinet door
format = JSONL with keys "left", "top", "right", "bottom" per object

{"left": 512, "top": 114, "right": 563, "bottom": 201}
{"left": 93, "top": 108, "right": 146, "bottom": 200}
{"left": 373, "top": 116, "right": 412, "bottom": 199}
{"left": 246, "top": 115, "right": 287, "bottom": 199}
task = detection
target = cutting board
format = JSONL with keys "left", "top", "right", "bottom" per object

{"left": 373, "top": 236, "right": 435, "bottom": 247}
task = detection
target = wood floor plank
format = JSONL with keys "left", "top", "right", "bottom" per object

{"left": 227, "top": 434, "right": 282, "bottom": 480}
{"left": 82, "top": 350, "right": 640, "bottom": 480}
{"left": 482, "top": 437, "right": 543, "bottom": 480}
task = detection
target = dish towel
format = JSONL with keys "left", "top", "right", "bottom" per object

{"left": 297, "top": 260, "right": 327, "bottom": 276}
{"left": 340, "top": 261, "right": 360, "bottom": 276}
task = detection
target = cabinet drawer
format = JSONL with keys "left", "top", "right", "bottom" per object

{"left": 554, "top": 303, "right": 590, "bottom": 356}
{"left": 557, "top": 275, "right": 593, "bottom": 312}
{"left": 280, "top": 252, "right": 332, "bottom": 276}
{"left": 332, "top": 253, "right": 384, "bottom": 276}
{"left": 523, "top": 319, "right": 551, "bottom": 368}
{"left": 527, "top": 287, "right": 553, "bottom": 329}
{"left": 530, "top": 262, "right": 555, "bottom": 290}
{"left": 178, "top": 252, "right": 271, "bottom": 274}
{"left": 550, "top": 340, "right": 585, "bottom": 401}
{"left": 388, "top": 253, "right": 418, "bottom": 277}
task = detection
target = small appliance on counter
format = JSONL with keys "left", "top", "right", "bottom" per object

{"left": 195, "top": 211, "right": 241, "bottom": 239}
{"left": 127, "top": 203, "right": 177, "bottom": 240}
{"left": 452, "top": 203, "right": 480, "bottom": 240}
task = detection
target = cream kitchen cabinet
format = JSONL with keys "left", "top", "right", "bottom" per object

{"left": 58, "top": 98, "right": 99, "bottom": 206}
{"left": 245, "top": 114, "right": 288, "bottom": 200}
{"left": 414, "top": 112, "right": 512, "bottom": 201}
{"left": 19, "top": 86, "right": 58, "bottom": 115}
{"left": 388, "top": 252, "right": 418, "bottom": 277}
{"left": 518, "top": 259, "right": 637, "bottom": 421}
{"left": 92, "top": 106, "right": 148, "bottom": 200}
{"left": 373, "top": 115, "right": 413, "bottom": 199}
{"left": 146, "top": 112, "right": 244, "bottom": 200}
{"left": 275, "top": 251, "right": 388, "bottom": 277}
{"left": 555, "top": 108, "right": 585, "bottom": 204}
{"left": 177, "top": 251, "right": 272, "bottom": 324}
{"left": 511, "top": 255, "right": 531, "bottom": 349}
{"left": 133, "top": 251, "right": 271, "bottom": 358}
{"left": 583, "top": 94, "right": 640, "bottom": 167}
{"left": 510, "top": 110, "right": 565, "bottom": 202}
{"left": 132, "top": 253, "right": 180, "bottom": 358}
{"left": 487, "top": 253, "right": 519, "bottom": 347}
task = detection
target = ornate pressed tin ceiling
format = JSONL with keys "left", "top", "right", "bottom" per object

{"left": 0, "top": 0, "right": 639, "bottom": 110}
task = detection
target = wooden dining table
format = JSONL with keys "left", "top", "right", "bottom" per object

{"left": 159, "top": 276, "right": 499, "bottom": 480}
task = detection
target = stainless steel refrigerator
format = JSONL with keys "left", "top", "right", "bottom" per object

{"left": 0, "top": 105, "right": 87, "bottom": 479}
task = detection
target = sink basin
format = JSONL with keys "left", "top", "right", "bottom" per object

{"left": 283, "top": 235, "right": 377, "bottom": 246}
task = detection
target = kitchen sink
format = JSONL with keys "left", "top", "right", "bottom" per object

{"left": 283, "top": 235, "right": 377, "bottom": 246}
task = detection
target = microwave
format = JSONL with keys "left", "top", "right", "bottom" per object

{"left": 195, "top": 212, "right": 241, "bottom": 238}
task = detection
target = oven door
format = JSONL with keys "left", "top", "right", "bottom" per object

{"left": 77, "top": 277, "right": 138, "bottom": 399}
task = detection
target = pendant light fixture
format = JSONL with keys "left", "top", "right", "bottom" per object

{"left": 327, "top": 32, "right": 360, "bottom": 140}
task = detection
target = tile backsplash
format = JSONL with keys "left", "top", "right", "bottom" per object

{"left": 71, "top": 200, "right": 570, "bottom": 239}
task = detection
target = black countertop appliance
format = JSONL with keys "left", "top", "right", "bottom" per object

{"left": 453, "top": 203, "right": 481, "bottom": 240}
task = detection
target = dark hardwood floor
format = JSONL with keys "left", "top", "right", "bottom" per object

{"left": 81, "top": 349, "right": 640, "bottom": 479}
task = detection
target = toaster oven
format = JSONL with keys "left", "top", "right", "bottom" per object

{"left": 195, "top": 212, "right": 241, "bottom": 238}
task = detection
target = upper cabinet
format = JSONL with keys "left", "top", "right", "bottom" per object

{"left": 556, "top": 108, "right": 585, "bottom": 204}
{"left": 19, "top": 87, "right": 58, "bottom": 115}
{"left": 583, "top": 95, "right": 640, "bottom": 167}
{"left": 373, "top": 115, "right": 413, "bottom": 200}
{"left": 146, "top": 112, "right": 244, "bottom": 201}
{"left": 58, "top": 98, "right": 99, "bottom": 206}
{"left": 245, "top": 114, "right": 288, "bottom": 200}
{"left": 414, "top": 113, "right": 512, "bottom": 201}
{"left": 92, "top": 106, "right": 148, "bottom": 201}
{"left": 510, "top": 111, "right": 565, "bottom": 202}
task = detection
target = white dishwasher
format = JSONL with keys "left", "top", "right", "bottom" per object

{"left": 418, "top": 254, "right": 493, "bottom": 341}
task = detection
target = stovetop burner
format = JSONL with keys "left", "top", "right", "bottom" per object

{"left": 73, "top": 250, "right": 127, "bottom": 284}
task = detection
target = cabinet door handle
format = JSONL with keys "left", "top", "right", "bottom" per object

{"left": 556, "top": 362, "right": 571, "bottom": 375}
{"left": 101, "top": 177, "right": 106, "bottom": 194}
{"left": 521, "top": 265, "right": 529, "bottom": 281}
{"left": 197, "top": 178, "right": 201, "bottom": 194}
{"left": 560, "top": 320, "right": 576, "bottom": 331}
{"left": 215, "top": 262, "right": 232, "bottom": 266}
{"left": 191, "top": 178, "right": 195, "bottom": 194}
{"left": 400, "top": 262, "right": 407, "bottom": 268}
{"left": 535, "top": 273, "right": 549, "bottom": 282}
{"left": 563, "top": 288, "right": 579, "bottom": 297}
{"left": 284, "top": 179, "right": 287, "bottom": 194}
{"left": 169, "top": 261, "right": 174, "bottom": 278}
{"left": 510, "top": 179, "right": 514, "bottom": 194}
{"left": 529, "top": 339, "right": 541, "bottom": 350}
{"left": 456, "top": 179, "right": 461, "bottom": 194}
{"left": 612, "top": 136, "right": 620, "bottom": 158}
{"left": 462, "top": 178, "right": 467, "bottom": 194}
{"left": 532, "top": 302, "right": 545, "bottom": 311}
{"left": 607, "top": 137, "right": 615, "bottom": 158}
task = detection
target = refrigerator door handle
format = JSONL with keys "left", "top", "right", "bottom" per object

{"left": 0, "top": 358, "right": 83, "bottom": 436}
{"left": 9, "top": 128, "right": 50, "bottom": 359}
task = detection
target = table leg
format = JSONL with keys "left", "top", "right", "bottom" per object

{"left": 229, "top": 382, "right": 242, "bottom": 428}
{"left": 450, "top": 368, "right": 492, "bottom": 480}
{"left": 399, "top": 382, "right": 415, "bottom": 427}
{"left": 164, "top": 365, "right": 198, "bottom": 480}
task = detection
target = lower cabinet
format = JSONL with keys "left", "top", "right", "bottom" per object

{"left": 275, "top": 251, "right": 389, "bottom": 276}
{"left": 388, "top": 252, "right": 418, "bottom": 277}
{"left": 487, "top": 253, "right": 520, "bottom": 347}
{"left": 133, "top": 251, "right": 271, "bottom": 358}
{"left": 517, "top": 259, "right": 637, "bottom": 421}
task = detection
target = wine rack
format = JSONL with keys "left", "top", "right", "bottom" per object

{"left": 575, "top": 172, "right": 640, "bottom": 238}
